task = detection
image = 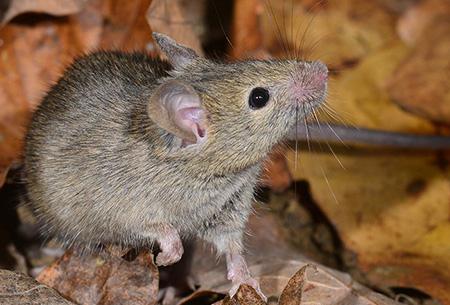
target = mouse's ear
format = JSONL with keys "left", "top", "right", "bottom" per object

{"left": 152, "top": 32, "right": 198, "bottom": 69}
{"left": 148, "top": 80, "right": 207, "bottom": 147}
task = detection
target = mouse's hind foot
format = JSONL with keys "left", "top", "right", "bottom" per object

{"left": 226, "top": 253, "right": 266, "bottom": 302}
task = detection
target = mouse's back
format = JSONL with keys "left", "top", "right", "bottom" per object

{"left": 27, "top": 51, "right": 169, "bottom": 139}
{"left": 24, "top": 51, "right": 173, "bottom": 248}
{"left": 26, "top": 51, "right": 172, "bottom": 177}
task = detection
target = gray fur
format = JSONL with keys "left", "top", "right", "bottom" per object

{"left": 24, "top": 38, "right": 326, "bottom": 256}
{"left": 153, "top": 32, "right": 198, "bottom": 69}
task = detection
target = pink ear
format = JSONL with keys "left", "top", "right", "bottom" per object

{"left": 175, "top": 107, "right": 207, "bottom": 146}
{"left": 148, "top": 80, "right": 207, "bottom": 146}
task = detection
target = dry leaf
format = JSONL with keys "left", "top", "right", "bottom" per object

{"left": 262, "top": 149, "right": 293, "bottom": 192}
{"left": 324, "top": 42, "right": 436, "bottom": 133}
{"left": 0, "top": 166, "right": 9, "bottom": 188}
{"left": 397, "top": 0, "right": 450, "bottom": 45}
{"left": 283, "top": 28, "right": 449, "bottom": 303}
{"left": 197, "top": 258, "right": 400, "bottom": 305}
{"left": 1, "top": 2, "right": 447, "bottom": 305}
{"left": 0, "top": 0, "right": 153, "bottom": 185}
{"left": 287, "top": 149, "right": 450, "bottom": 305}
{"left": 197, "top": 259, "right": 306, "bottom": 299}
{"left": 231, "top": 0, "right": 265, "bottom": 59}
{"left": 221, "top": 285, "right": 266, "bottom": 305}
{"left": 279, "top": 264, "right": 400, "bottom": 305}
{"left": 375, "top": 0, "right": 418, "bottom": 14}
{"left": 387, "top": 18, "right": 450, "bottom": 125}
{"left": 0, "top": 269, "right": 75, "bottom": 305}
{"left": 98, "top": 0, "right": 153, "bottom": 51}
{"left": 195, "top": 209, "right": 400, "bottom": 304}
{"left": 0, "top": 0, "right": 88, "bottom": 26}
{"left": 256, "top": 0, "right": 396, "bottom": 68}
{"left": 37, "top": 249, "right": 159, "bottom": 305}
{"left": 177, "top": 290, "right": 225, "bottom": 305}
{"left": 147, "top": 0, "right": 204, "bottom": 55}
{"left": 0, "top": 17, "right": 78, "bottom": 176}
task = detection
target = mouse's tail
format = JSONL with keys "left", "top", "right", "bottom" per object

{"left": 288, "top": 123, "right": 450, "bottom": 150}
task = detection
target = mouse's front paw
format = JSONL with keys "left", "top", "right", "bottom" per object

{"left": 155, "top": 246, "right": 183, "bottom": 266}
{"left": 155, "top": 236, "right": 184, "bottom": 266}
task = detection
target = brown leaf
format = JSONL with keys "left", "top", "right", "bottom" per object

{"left": 196, "top": 207, "right": 399, "bottom": 303}
{"left": 0, "top": 0, "right": 88, "bottom": 26}
{"left": 0, "top": 165, "right": 9, "bottom": 188}
{"left": 278, "top": 264, "right": 400, "bottom": 305}
{"left": 147, "top": 0, "right": 204, "bottom": 55}
{"left": 184, "top": 208, "right": 402, "bottom": 304}
{"left": 0, "top": 0, "right": 154, "bottom": 185}
{"left": 387, "top": 18, "right": 450, "bottom": 124}
{"left": 376, "top": 0, "right": 418, "bottom": 14}
{"left": 176, "top": 290, "right": 225, "bottom": 305}
{"left": 0, "top": 269, "right": 76, "bottom": 305}
{"left": 278, "top": 265, "right": 308, "bottom": 305}
{"left": 198, "top": 259, "right": 306, "bottom": 300}
{"left": 37, "top": 249, "right": 159, "bottom": 305}
{"left": 0, "top": 17, "right": 78, "bottom": 177}
{"left": 287, "top": 149, "right": 450, "bottom": 304}
{"left": 252, "top": 0, "right": 396, "bottom": 69}
{"left": 230, "top": 0, "right": 265, "bottom": 59}
{"left": 323, "top": 42, "right": 435, "bottom": 132}
{"left": 221, "top": 285, "right": 266, "bottom": 305}
{"left": 261, "top": 149, "right": 293, "bottom": 192}
{"left": 397, "top": 0, "right": 450, "bottom": 45}
{"left": 98, "top": 0, "right": 153, "bottom": 51}
{"left": 197, "top": 257, "right": 401, "bottom": 305}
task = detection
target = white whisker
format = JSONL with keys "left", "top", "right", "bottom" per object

{"left": 311, "top": 105, "right": 345, "bottom": 169}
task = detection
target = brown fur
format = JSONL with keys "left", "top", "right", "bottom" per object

{"left": 24, "top": 34, "right": 327, "bottom": 258}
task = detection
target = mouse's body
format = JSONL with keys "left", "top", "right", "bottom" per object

{"left": 25, "top": 51, "right": 257, "bottom": 250}
{"left": 24, "top": 33, "right": 328, "bottom": 299}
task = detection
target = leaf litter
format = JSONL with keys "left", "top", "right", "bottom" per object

{"left": 0, "top": 0, "right": 449, "bottom": 304}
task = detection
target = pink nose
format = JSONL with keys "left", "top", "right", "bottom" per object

{"left": 310, "top": 61, "right": 328, "bottom": 88}
{"left": 290, "top": 61, "right": 328, "bottom": 102}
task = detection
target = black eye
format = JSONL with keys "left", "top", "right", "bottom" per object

{"left": 248, "top": 87, "right": 270, "bottom": 110}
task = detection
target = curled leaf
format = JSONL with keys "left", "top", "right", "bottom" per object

{"left": 1, "top": 0, "right": 88, "bottom": 26}
{"left": 0, "top": 269, "right": 75, "bottom": 305}
{"left": 37, "top": 249, "right": 159, "bottom": 305}
{"left": 147, "top": 0, "right": 204, "bottom": 55}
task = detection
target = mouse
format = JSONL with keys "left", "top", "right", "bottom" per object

{"left": 23, "top": 32, "right": 328, "bottom": 300}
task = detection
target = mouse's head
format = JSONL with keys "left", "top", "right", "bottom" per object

{"left": 149, "top": 33, "right": 327, "bottom": 173}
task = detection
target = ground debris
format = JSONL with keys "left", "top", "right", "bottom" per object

{"left": 0, "top": 268, "right": 76, "bottom": 305}
{"left": 37, "top": 249, "right": 159, "bottom": 305}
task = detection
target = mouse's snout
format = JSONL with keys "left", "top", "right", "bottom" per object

{"left": 288, "top": 61, "right": 328, "bottom": 105}
{"left": 311, "top": 61, "right": 328, "bottom": 88}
